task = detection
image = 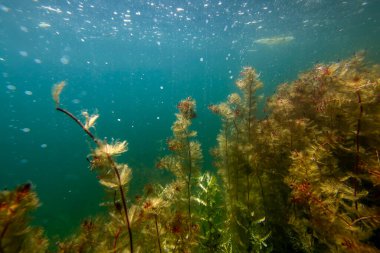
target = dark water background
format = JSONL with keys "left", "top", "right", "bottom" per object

{"left": 1, "top": 0, "right": 379, "bottom": 238}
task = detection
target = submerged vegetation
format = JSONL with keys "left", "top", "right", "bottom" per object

{"left": 1, "top": 53, "right": 380, "bottom": 252}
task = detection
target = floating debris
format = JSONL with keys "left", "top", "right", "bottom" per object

{"left": 6, "top": 84, "right": 16, "bottom": 91}
{"left": 40, "top": 5, "right": 62, "bottom": 14}
{"left": 19, "top": 51, "right": 28, "bottom": 57}
{"left": 254, "top": 35, "right": 295, "bottom": 45}
{"left": 21, "top": 128, "right": 31, "bottom": 133}
{"left": 38, "top": 22, "right": 51, "bottom": 28}
{"left": 60, "top": 56, "right": 70, "bottom": 64}
{"left": 20, "top": 26, "right": 28, "bottom": 32}
{"left": 0, "top": 4, "right": 10, "bottom": 12}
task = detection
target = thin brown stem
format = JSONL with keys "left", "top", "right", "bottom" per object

{"left": 185, "top": 134, "right": 193, "bottom": 234}
{"left": 224, "top": 127, "right": 231, "bottom": 199}
{"left": 247, "top": 171, "right": 250, "bottom": 206}
{"left": 154, "top": 214, "right": 162, "bottom": 253}
{"left": 257, "top": 169, "right": 267, "bottom": 217}
{"left": 108, "top": 155, "right": 134, "bottom": 253}
{"left": 113, "top": 227, "right": 121, "bottom": 252}
{"left": 56, "top": 107, "right": 97, "bottom": 143}
{"left": 0, "top": 221, "right": 11, "bottom": 253}
{"left": 354, "top": 91, "right": 363, "bottom": 210}
{"left": 350, "top": 215, "right": 380, "bottom": 226}
{"left": 56, "top": 106, "right": 134, "bottom": 253}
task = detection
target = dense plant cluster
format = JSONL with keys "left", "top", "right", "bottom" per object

{"left": 0, "top": 184, "right": 48, "bottom": 253}
{"left": 1, "top": 53, "right": 379, "bottom": 252}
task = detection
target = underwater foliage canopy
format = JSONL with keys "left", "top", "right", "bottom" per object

{"left": 1, "top": 53, "right": 380, "bottom": 252}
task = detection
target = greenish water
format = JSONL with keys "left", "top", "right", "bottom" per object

{"left": 1, "top": 0, "right": 379, "bottom": 239}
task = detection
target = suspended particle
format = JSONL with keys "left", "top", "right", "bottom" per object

{"left": 20, "top": 26, "right": 28, "bottom": 32}
{"left": 21, "top": 128, "right": 31, "bottom": 133}
{"left": 0, "top": 5, "right": 10, "bottom": 12}
{"left": 6, "top": 84, "right": 16, "bottom": 91}
{"left": 38, "top": 22, "right": 51, "bottom": 28}
{"left": 60, "top": 55, "right": 70, "bottom": 64}
{"left": 19, "top": 51, "right": 28, "bottom": 57}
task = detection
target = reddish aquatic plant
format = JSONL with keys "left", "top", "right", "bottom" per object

{"left": 155, "top": 159, "right": 165, "bottom": 169}
{"left": 208, "top": 104, "right": 220, "bottom": 114}
{"left": 177, "top": 97, "right": 196, "bottom": 119}
{"left": 15, "top": 183, "right": 31, "bottom": 202}
{"left": 167, "top": 138, "right": 183, "bottom": 151}
{"left": 170, "top": 212, "right": 186, "bottom": 235}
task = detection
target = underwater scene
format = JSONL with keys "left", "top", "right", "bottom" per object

{"left": 1, "top": 0, "right": 380, "bottom": 252}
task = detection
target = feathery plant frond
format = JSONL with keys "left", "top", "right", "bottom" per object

{"left": 0, "top": 184, "right": 49, "bottom": 253}
{"left": 52, "top": 81, "right": 134, "bottom": 253}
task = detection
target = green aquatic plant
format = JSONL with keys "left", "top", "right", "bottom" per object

{"left": 194, "top": 172, "right": 223, "bottom": 252}
{"left": 156, "top": 97, "right": 202, "bottom": 249}
{"left": 209, "top": 67, "right": 262, "bottom": 206}
{"left": 0, "top": 184, "right": 48, "bottom": 253}
{"left": 132, "top": 184, "right": 168, "bottom": 253}
{"left": 209, "top": 67, "right": 274, "bottom": 252}
{"left": 52, "top": 81, "right": 134, "bottom": 253}
{"left": 156, "top": 97, "right": 202, "bottom": 235}
{"left": 2, "top": 53, "right": 379, "bottom": 253}
{"left": 57, "top": 217, "right": 108, "bottom": 252}
{"left": 265, "top": 53, "right": 380, "bottom": 252}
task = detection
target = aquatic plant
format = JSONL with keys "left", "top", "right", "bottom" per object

{"left": 209, "top": 67, "right": 275, "bottom": 252}
{"left": 52, "top": 81, "right": 134, "bottom": 253}
{"left": 156, "top": 97, "right": 203, "bottom": 251}
{"left": 0, "top": 184, "right": 48, "bottom": 253}
{"left": 2, "top": 53, "right": 379, "bottom": 253}
{"left": 56, "top": 217, "right": 107, "bottom": 252}
{"left": 194, "top": 172, "right": 223, "bottom": 252}
{"left": 209, "top": 67, "right": 262, "bottom": 205}
{"left": 132, "top": 184, "right": 168, "bottom": 253}
{"left": 265, "top": 52, "right": 380, "bottom": 252}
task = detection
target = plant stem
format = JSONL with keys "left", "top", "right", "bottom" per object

{"left": 56, "top": 106, "right": 134, "bottom": 253}
{"left": 350, "top": 215, "right": 380, "bottom": 226}
{"left": 113, "top": 227, "right": 121, "bottom": 252}
{"left": 0, "top": 221, "right": 11, "bottom": 253}
{"left": 56, "top": 107, "right": 97, "bottom": 143}
{"left": 185, "top": 134, "right": 193, "bottom": 234}
{"left": 108, "top": 155, "right": 134, "bottom": 253}
{"left": 354, "top": 91, "right": 363, "bottom": 210}
{"left": 154, "top": 214, "right": 162, "bottom": 253}
{"left": 246, "top": 78, "right": 253, "bottom": 208}
{"left": 224, "top": 127, "right": 231, "bottom": 201}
